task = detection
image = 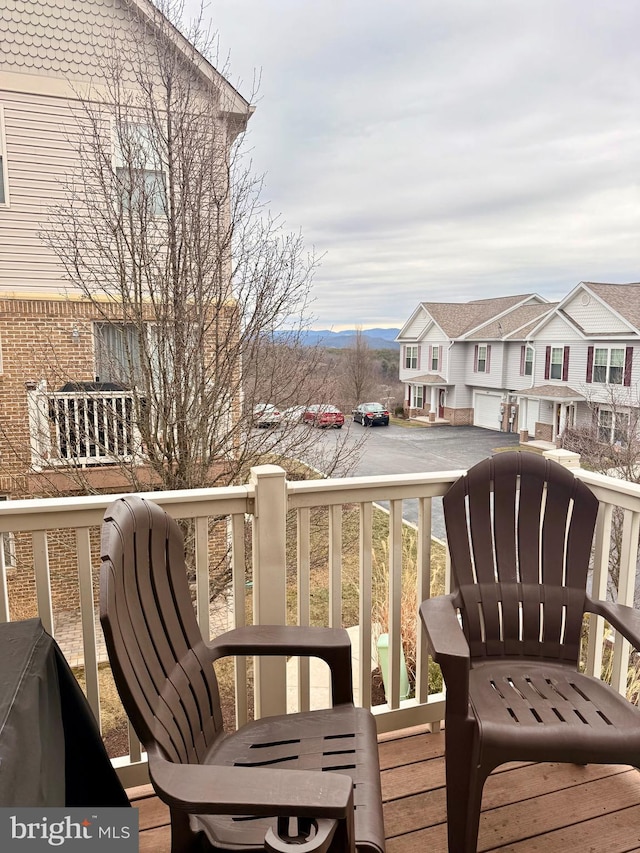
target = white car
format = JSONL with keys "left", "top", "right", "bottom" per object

{"left": 281, "top": 405, "right": 307, "bottom": 424}
{"left": 253, "top": 403, "right": 282, "bottom": 428}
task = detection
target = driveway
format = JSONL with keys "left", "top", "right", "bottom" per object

{"left": 310, "top": 422, "right": 521, "bottom": 538}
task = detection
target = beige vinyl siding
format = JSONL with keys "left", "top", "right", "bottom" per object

{"left": 0, "top": 92, "right": 88, "bottom": 293}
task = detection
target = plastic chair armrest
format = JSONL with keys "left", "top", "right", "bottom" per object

{"left": 148, "top": 747, "right": 354, "bottom": 819}
{"left": 419, "top": 594, "right": 470, "bottom": 715}
{"left": 207, "top": 625, "right": 354, "bottom": 705}
{"left": 585, "top": 594, "right": 640, "bottom": 651}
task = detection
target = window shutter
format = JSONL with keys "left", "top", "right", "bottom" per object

{"left": 544, "top": 346, "right": 551, "bottom": 380}
{"left": 624, "top": 346, "right": 633, "bottom": 386}
{"left": 402, "top": 345, "right": 406, "bottom": 369}
{"left": 438, "top": 345, "right": 442, "bottom": 370}
{"left": 586, "top": 346, "right": 594, "bottom": 383}
{"left": 520, "top": 345, "right": 525, "bottom": 376}
{"left": 473, "top": 345, "right": 478, "bottom": 372}
{"left": 417, "top": 345, "right": 421, "bottom": 369}
{"left": 428, "top": 345, "right": 432, "bottom": 369}
{"left": 486, "top": 345, "right": 491, "bottom": 372}
{"left": 562, "top": 346, "right": 570, "bottom": 382}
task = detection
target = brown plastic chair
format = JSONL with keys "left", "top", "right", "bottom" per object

{"left": 100, "top": 495, "right": 385, "bottom": 853}
{"left": 420, "top": 451, "right": 640, "bottom": 852}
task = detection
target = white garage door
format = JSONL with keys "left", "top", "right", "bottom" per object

{"left": 473, "top": 392, "right": 502, "bottom": 430}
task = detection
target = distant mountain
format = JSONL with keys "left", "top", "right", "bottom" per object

{"left": 292, "top": 328, "right": 401, "bottom": 350}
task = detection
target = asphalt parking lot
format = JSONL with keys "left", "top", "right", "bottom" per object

{"left": 309, "top": 421, "right": 521, "bottom": 537}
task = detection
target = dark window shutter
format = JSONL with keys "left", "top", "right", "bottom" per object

{"left": 625, "top": 346, "right": 633, "bottom": 386}
{"left": 486, "top": 345, "right": 491, "bottom": 372}
{"left": 586, "top": 346, "right": 594, "bottom": 383}
{"left": 416, "top": 345, "right": 421, "bottom": 369}
{"left": 544, "top": 346, "right": 551, "bottom": 380}
{"left": 520, "top": 345, "right": 525, "bottom": 376}
{"left": 438, "top": 345, "right": 442, "bottom": 368}
{"left": 473, "top": 345, "right": 478, "bottom": 372}
{"left": 562, "top": 346, "right": 570, "bottom": 381}
{"left": 428, "top": 345, "right": 432, "bottom": 369}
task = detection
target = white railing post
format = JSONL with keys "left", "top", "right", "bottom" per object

{"left": 543, "top": 448, "right": 581, "bottom": 468}
{"left": 250, "top": 464, "right": 288, "bottom": 718}
{"left": 26, "top": 380, "right": 51, "bottom": 470}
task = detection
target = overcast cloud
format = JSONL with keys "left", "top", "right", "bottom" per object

{"left": 191, "top": 0, "right": 640, "bottom": 328}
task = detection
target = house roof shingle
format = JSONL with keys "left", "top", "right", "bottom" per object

{"left": 422, "top": 294, "right": 542, "bottom": 338}
{"left": 468, "top": 303, "right": 558, "bottom": 340}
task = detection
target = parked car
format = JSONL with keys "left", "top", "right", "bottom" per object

{"left": 303, "top": 404, "right": 345, "bottom": 429}
{"left": 281, "top": 405, "right": 307, "bottom": 424}
{"left": 253, "top": 403, "right": 282, "bottom": 427}
{"left": 352, "top": 402, "right": 390, "bottom": 426}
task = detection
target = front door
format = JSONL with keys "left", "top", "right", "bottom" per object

{"left": 438, "top": 389, "right": 445, "bottom": 418}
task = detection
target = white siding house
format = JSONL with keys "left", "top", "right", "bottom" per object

{"left": 397, "top": 282, "right": 640, "bottom": 443}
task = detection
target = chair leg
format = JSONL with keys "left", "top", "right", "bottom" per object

{"left": 444, "top": 716, "right": 483, "bottom": 853}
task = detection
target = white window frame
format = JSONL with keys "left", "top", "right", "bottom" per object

{"left": 431, "top": 347, "right": 439, "bottom": 371}
{"left": 0, "top": 105, "right": 10, "bottom": 208}
{"left": 477, "top": 344, "right": 487, "bottom": 373}
{"left": 550, "top": 347, "right": 563, "bottom": 380}
{"left": 405, "top": 345, "right": 418, "bottom": 370}
{"left": 113, "top": 119, "right": 167, "bottom": 217}
{"left": 593, "top": 347, "right": 624, "bottom": 385}
{"left": 524, "top": 345, "right": 533, "bottom": 376}
{"left": 597, "top": 407, "right": 629, "bottom": 445}
{"left": 412, "top": 385, "right": 424, "bottom": 408}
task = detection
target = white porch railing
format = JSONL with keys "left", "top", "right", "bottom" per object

{"left": 27, "top": 384, "right": 144, "bottom": 467}
{"left": 0, "top": 455, "right": 637, "bottom": 788}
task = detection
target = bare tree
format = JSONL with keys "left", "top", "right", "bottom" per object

{"left": 562, "top": 384, "right": 640, "bottom": 603}
{"left": 340, "top": 327, "right": 376, "bottom": 410}
{"left": 33, "top": 0, "right": 361, "bottom": 497}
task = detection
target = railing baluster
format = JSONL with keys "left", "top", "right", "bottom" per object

{"left": 611, "top": 508, "right": 640, "bottom": 695}
{"left": 32, "top": 530, "right": 54, "bottom": 635}
{"left": 415, "top": 497, "right": 432, "bottom": 705}
{"left": 230, "top": 513, "right": 248, "bottom": 728}
{"left": 194, "top": 516, "right": 210, "bottom": 640}
{"left": 585, "top": 502, "right": 612, "bottom": 679}
{"left": 297, "top": 506, "right": 311, "bottom": 712}
{"left": 329, "top": 505, "right": 342, "bottom": 628}
{"left": 387, "top": 499, "right": 403, "bottom": 710}
{"left": 76, "top": 527, "right": 100, "bottom": 724}
{"left": 358, "top": 502, "right": 373, "bottom": 709}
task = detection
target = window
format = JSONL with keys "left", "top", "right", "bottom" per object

{"left": 0, "top": 497, "right": 16, "bottom": 569}
{"left": 475, "top": 344, "right": 490, "bottom": 373}
{"left": 598, "top": 408, "right": 630, "bottom": 445}
{"left": 412, "top": 385, "right": 424, "bottom": 408}
{"left": 95, "top": 323, "right": 143, "bottom": 385}
{"left": 524, "top": 346, "right": 533, "bottom": 376}
{"left": 594, "top": 348, "right": 624, "bottom": 384}
{"left": 0, "top": 105, "right": 8, "bottom": 206}
{"left": 431, "top": 346, "right": 439, "bottom": 371}
{"left": 115, "top": 122, "right": 166, "bottom": 216}
{"left": 550, "top": 347, "right": 563, "bottom": 380}
{"left": 405, "top": 345, "right": 418, "bottom": 369}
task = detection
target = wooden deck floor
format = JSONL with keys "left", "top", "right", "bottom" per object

{"left": 129, "top": 725, "right": 640, "bottom": 852}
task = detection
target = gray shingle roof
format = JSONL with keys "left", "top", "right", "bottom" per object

{"left": 520, "top": 385, "right": 584, "bottom": 400}
{"left": 469, "top": 303, "right": 557, "bottom": 340}
{"left": 423, "top": 294, "right": 538, "bottom": 338}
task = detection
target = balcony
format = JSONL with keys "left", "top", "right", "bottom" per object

{"left": 27, "top": 382, "right": 143, "bottom": 468}
{"left": 1, "top": 450, "right": 639, "bottom": 850}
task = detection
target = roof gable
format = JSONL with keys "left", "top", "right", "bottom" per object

{"left": 0, "top": 0, "right": 250, "bottom": 117}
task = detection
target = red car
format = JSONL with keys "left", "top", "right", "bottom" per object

{"left": 303, "top": 404, "right": 345, "bottom": 429}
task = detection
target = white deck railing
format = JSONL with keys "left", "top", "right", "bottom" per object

{"left": 27, "top": 385, "right": 143, "bottom": 467}
{"left": 0, "top": 451, "right": 637, "bottom": 787}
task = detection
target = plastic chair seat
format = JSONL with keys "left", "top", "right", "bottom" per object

{"left": 469, "top": 659, "right": 640, "bottom": 762}
{"left": 195, "top": 706, "right": 384, "bottom": 852}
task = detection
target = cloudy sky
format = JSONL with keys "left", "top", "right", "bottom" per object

{"left": 190, "top": 0, "right": 640, "bottom": 329}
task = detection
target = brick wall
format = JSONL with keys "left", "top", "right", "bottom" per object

{"left": 444, "top": 407, "right": 473, "bottom": 426}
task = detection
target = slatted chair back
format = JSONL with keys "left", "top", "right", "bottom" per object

{"left": 443, "top": 452, "right": 599, "bottom": 663}
{"left": 100, "top": 495, "right": 224, "bottom": 765}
